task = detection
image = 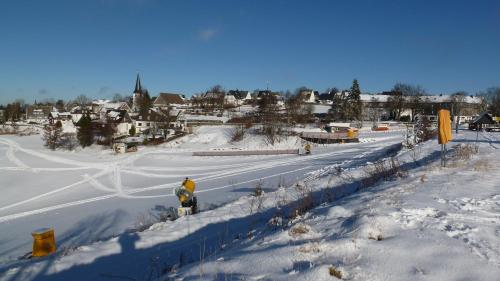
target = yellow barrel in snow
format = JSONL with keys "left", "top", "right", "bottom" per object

{"left": 347, "top": 129, "right": 356, "bottom": 139}
{"left": 32, "top": 228, "right": 56, "bottom": 257}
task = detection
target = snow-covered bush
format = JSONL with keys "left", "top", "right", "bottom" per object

{"left": 59, "top": 133, "right": 79, "bottom": 151}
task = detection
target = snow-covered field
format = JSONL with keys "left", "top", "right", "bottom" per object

{"left": 0, "top": 126, "right": 404, "bottom": 270}
{"left": 4, "top": 126, "right": 497, "bottom": 281}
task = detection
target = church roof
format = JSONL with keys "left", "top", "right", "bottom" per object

{"left": 134, "top": 74, "right": 143, "bottom": 94}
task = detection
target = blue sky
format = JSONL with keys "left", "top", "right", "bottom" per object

{"left": 0, "top": 0, "right": 499, "bottom": 104}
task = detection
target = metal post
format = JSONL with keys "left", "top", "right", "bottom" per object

{"left": 443, "top": 144, "right": 447, "bottom": 167}
{"left": 441, "top": 144, "right": 446, "bottom": 167}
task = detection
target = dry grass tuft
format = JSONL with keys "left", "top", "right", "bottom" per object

{"left": 420, "top": 174, "right": 427, "bottom": 183}
{"left": 362, "top": 157, "right": 406, "bottom": 188}
{"left": 473, "top": 159, "right": 492, "bottom": 171}
{"left": 298, "top": 243, "right": 321, "bottom": 254}
{"left": 368, "top": 233, "right": 384, "bottom": 241}
{"left": 288, "top": 223, "right": 310, "bottom": 238}
{"left": 453, "top": 144, "right": 478, "bottom": 161}
{"left": 329, "top": 266, "right": 343, "bottom": 279}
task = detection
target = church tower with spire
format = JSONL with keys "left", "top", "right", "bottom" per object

{"left": 132, "top": 73, "right": 143, "bottom": 112}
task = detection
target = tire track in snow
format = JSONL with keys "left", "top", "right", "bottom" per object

{"left": 0, "top": 143, "right": 351, "bottom": 220}
{"left": 0, "top": 166, "right": 313, "bottom": 222}
{"left": 0, "top": 168, "right": 111, "bottom": 212}
{"left": 0, "top": 136, "right": 401, "bottom": 222}
{"left": 4, "top": 141, "right": 29, "bottom": 169}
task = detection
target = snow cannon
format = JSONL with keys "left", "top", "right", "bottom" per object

{"left": 176, "top": 178, "right": 196, "bottom": 203}
{"left": 171, "top": 178, "right": 198, "bottom": 218}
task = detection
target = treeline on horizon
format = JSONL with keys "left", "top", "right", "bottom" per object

{"left": 1, "top": 81, "right": 499, "bottom": 121}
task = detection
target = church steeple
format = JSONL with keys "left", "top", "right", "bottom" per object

{"left": 134, "top": 73, "right": 142, "bottom": 94}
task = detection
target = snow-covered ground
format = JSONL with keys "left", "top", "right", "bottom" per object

{"left": 171, "top": 130, "right": 500, "bottom": 281}
{"left": 1, "top": 129, "right": 498, "bottom": 281}
{"left": 0, "top": 126, "right": 404, "bottom": 268}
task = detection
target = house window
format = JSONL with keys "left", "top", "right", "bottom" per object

{"left": 146, "top": 123, "right": 150, "bottom": 126}
{"left": 138, "top": 122, "right": 142, "bottom": 126}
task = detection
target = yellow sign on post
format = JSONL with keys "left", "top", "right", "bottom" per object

{"left": 32, "top": 228, "right": 56, "bottom": 257}
{"left": 438, "top": 109, "right": 452, "bottom": 144}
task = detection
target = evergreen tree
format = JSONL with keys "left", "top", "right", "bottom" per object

{"left": 349, "top": 79, "right": 362, "bottom": 121}
{"left": 43, "top": 120, "right": 63, "bottom": 150}
{"left": 77, "top": 113, "right": 94, "bottom": 147}
{"left": 330, "top": 91, "right": 349, "bottom": 121}
{"left": 139, "top": 90, "right": 153, "bottom": 117}
{"left": 129, "top": 124, "right": 136, "bottom": 136}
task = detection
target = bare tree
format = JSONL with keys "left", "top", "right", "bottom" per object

{"left": 5, "top": 101, "right": 23, "bottom": 122}
{"left": 365, "top": 96, "right": 385, "bottom": 125}
{"left": 389, "top": 83, "right": 425, "bottom": 121}
{"left": 450, "top": 91, "right": 467, "bottom": 133}
{"left": 74, "top": 94, "right": 91, "bottom": 106}
{"left": 207, "top": 85, "right": 225, "bottom": 112}
{"left": 478, "top": 87, "right": 500, "bottom": 116}
{"left": 112, "top": 93, "right": 125, "bottom": 102}
{"left": 258, "top": 92, "right": 283, "bottom": 145}
{"left": 285, "top": 91, "right": 314, "bottom": 124}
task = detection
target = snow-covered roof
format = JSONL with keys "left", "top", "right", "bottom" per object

{"left": 359, "top": 94, "right": 482, "bottom": 104}
{"left": 50, "top": 111, "right": 72, "bottom": 118}
{"left": 92, "top": 99, "right": 112, "bottom": 105}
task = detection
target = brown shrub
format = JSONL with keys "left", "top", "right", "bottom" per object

{"left": 329, "top": 266, "right": 343, "bottom": 279}
{"left": 288, "top": 223, "right": 310, "bottom": 238}
{"left": 453, "top": 144, "right": 478, "bottom": 161}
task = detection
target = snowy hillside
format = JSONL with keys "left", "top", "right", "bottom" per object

{"left": 0, "top": 126, "right": 403, "bottom": 268}
{"left": 172, "top": 131, "right": 500, "bottom": 281}
{"left": 0, "top": 129, "right": 498, "bottom": 281}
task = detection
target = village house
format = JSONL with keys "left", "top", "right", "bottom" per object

{"left": 48, "top": 111, "right": 73, "bottom": 122}
{"left": 299, "top": 89, "right": 319, "bottom": 104}
{"left": 224, "top": 94, "right": 237, "bottom": 106}
{"left": 132, "top": 108, "right": 182, "bottom": 136}
{"left": 90, "top": 109, "right": 133, "bottom": 145}
{"left": 318, "top": 92, "right": 334, "bottom": 105}
{"left": 69, "top": 105, "right": 93, "bottom": 124}
{"left": 359, "top": 93, "right": 483, "bottom": 121}
{"left": 226, "top": 90, "right": 252, "bottom": 105}
{"left": 92, "top": 100, "right": 132, "bottom": 114}
{"left": 25, "top": 105, "right": 52, "bottom": 123}
{"left": 102, "top": 109, "right": 133, "bottom": 137}
{"left": 47, "top": 111, "right": 77, "bottom": 133}
{"left": 153, "top": 93, "right": 186, "bottom": 109}
{"left": 191, "top": 92, "right": 225, "bottom": 111}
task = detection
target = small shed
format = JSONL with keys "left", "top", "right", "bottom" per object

{"left": 469, "top": 112, "right": 495, "bottom": 130}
